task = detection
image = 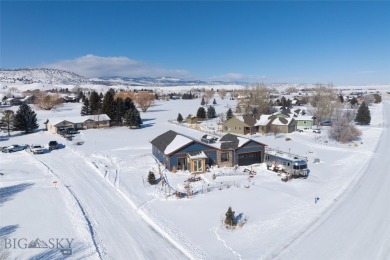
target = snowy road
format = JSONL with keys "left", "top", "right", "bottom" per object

{"left": 32, "top": 147, "right": 188, "bottom": 259}
{"left": 276, "top": 100, "right": 390, "bottom": 259}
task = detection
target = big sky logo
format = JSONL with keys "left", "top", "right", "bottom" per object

{"left": 3, "top": 237, "right": 74, "bottom": 256}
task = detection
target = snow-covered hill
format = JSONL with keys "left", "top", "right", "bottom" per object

{"left": 0, "top": 68, "right": 89, "bottom": 85}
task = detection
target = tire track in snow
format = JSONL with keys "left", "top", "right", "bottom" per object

{"left": 65, "top": 185, "right": 104, "bottom": 260}
{"left": 29, "top": 154, "right": 105, "bottom": 260}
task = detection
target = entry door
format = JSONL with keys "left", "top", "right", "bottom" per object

{"left": 177, "top": 157, "right": 187, "bottom": 170}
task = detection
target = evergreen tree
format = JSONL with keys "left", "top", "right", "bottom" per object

{"left": 355, "top": 101, "right": 371, "bottom": 125}
{"left": 196, "top": 107, "right": 206, "bottom": 120}
{"left": 226, "top": 108, "right": 233, "bottom": 120}
{"left": 124, "top": 108, "right": 142, "bottom": 128}
{"left": 339, "top": 95, "right": 344, "bottom": 103}
{"left": 123, "top": 97, "right": 136, "bottom": 113}
{"left": 81, "top": 98, "right": 91, "bottom": 116}
{"left": 13, "top": 104, "right": 38, "bottom": 133}
{"left": 115, "top": 97, "right": 124, "bottom": 125}
{"left": 177, "top": 113, "right": 183, "bottom": 123}
{"left": 252, "top": 107, "right": 258, "bottom": 116}
{"left": 280, "top": 96, "right": 287, "bottom": 107}
{"left": 201, "top": 97, "right": 205, "bottom": 106}
{"left": 224, "top": 207, "right": 235, "bottom": 226}
{"left": 89, "top": 91, "right": 101, "bottom": 114}
{"left": 350, "top": 97, "right": 358, "bottom": 107}
{"left": 207, "top": 106, "right": 216, "bottom": 119}
{"left": 101, "top": 91, "right": 116, "bottom": 120}
{"left": 77, "top": 91, "right": 85, "bottom": 102}
{"left": 213, "top": 98, "right": 217, "bottom": 105}
{"left": 148, "top": 171, "right": 156, "bottom": 185}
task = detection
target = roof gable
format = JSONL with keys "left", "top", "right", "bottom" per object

{"left": 150, "top": 130, "right": 194, "bottom": 155}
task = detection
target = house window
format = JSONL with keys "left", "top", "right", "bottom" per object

{"left": 224, "top": 126, "right": 228, "bottom": 131}
{"left": 221, "top": 152, "right": 229, "bottom": 162}
{"left": 193, "top": 159, "right": 203, "bottom": 172}
{"left": 266, "top": 155, "right": 270, "bottom": 161}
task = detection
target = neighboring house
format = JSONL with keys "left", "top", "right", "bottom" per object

{"left": 186, "top": 115, "right": 198, "bottom": 124}
{"left": 222, "top": 116, "right": 251, "bottom": 135}
{"left": 255, "top": 114, "right": 273, "bottom": 134}
{"left": 46, "top": 114, "right": 111, "bottom": 134}
{"left": 150, "top": 130, "right": 267, "bottom": 173}
{"left": 294, "top": 115, "right": 314, "bottom": 129}
{"left": 269, "top": 117, "right": 296, "bottom": 133}
{"left": 5, "top": 98, "right": 22, "bottom": 106}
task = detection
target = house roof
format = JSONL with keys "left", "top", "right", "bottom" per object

{"left": 187, "top": 151, "right": 208, "bottom": 159}
{"left": 151, "top": 131, "right": 267, "bottom": 156}
{"left": 150, "top": 130, "right": 193, "bottom": 155}
{"left": 48, "top": 114, "right": 111, "bottom": 126}
{"left": 255, "top": 114, "right": 273, "bottom": 126}
{"left": 271, "top": 117, "right": 294, "bottom": 126}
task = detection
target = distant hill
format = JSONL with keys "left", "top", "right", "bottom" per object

{"left": 0, "top": 68, "right": 89, "bottom": 85}
{"left": 0, "top": 68, "right": 249, "bottom": 87}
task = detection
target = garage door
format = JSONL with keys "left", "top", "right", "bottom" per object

{"left": 238, "top": 152, "right": 261, "bottom": 166}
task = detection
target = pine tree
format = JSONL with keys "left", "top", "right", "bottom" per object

{"left": 89, "top": 91, "right": 101, "bottom": 114}
{"left": 81, "top": 98, "right": 91, "bottom": 116}
{"left": 350, "top": 97, "right": 358, "bottom": 107}
{"left": 123, "top": 97, "right": 136, "bottom": 113}
{"left": 355, "top": 101, "right": 371, "bottom": 125}
{"left": 226, "top": 108, "right": 233, "bottom": 120}
{"left": 213, "top": 98, "right": 217, "bottom": 105}
{"left": 339, "top": 95, "right": 344, "bottom": 103}
{"left": 115, "top": 97, "right": 124, "bottom": 125}
{"left": 13, "top": 103, "right": 38, "bottom": 133}
{"left": 224, "top": 207, "right": 235, "bottom": 226}
{"left": 124, "top": 108, "right": 142, "bottom": 128}
{"left": 196, "top": 107, "right": 206, "bottom": 120}
{"left": 207, "top": 106, "right": 216, "bottom": 119}
{"left": 252, "top": 107, "right": 258, "bottom": 116}
{"left": 280, "top": 96, "right": 287, "bottom": 107}
{"left": 201, "top": 97, "right": 205, "bottom": 106}
{"left": 101, "top": 91, "right": 116, "bottom": 120}
{"left": 177, "top": 113, "right": 183, "bottom": 123}
{"left": 148, "top": 171, "right": 156, "bottom": 185}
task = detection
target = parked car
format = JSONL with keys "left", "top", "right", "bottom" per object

{"left": 66, "top": 128, "right": 78, "bottom": 134}
{"left": 320, "top": 121, "right": 332, "bottom": 126}
{"left": 48, "top": 141, "right": 59, "bottom": 150}
{"left": 2, "top": 144, "right": 26, "bottom": 153}
{"left": 298, "top": 128, "right": 311, "bottom": 133}
{"left": 30, "top": 144, "right": 45, "bottom": 154}
{"left": 313, "top": 129, "right": 321, "bottom": 133}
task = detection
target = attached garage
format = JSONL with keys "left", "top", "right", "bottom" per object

{"left": 238, "top": 152, "right": 262, "bottom": 166}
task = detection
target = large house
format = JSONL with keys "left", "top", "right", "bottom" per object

{"left": 150, "top": 130, "right": 267, "bottom": 173}
{"left": 46, "top": 114, "right": 111, "bottom": 134}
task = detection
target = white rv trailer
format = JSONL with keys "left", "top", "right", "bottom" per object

{"left": 264, "top": 147, "right": 308, "bottom": 177}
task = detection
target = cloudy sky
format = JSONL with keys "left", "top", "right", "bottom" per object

{"left": 1, "top": 1, "right": 389, "bottom": 84}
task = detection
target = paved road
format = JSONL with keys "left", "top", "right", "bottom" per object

{"left": 277, "top": 101, "right": 390, "bottom": 259}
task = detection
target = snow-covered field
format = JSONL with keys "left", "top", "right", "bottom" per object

{"left": 1, "top": 86, "right": 389, "bottom": 259}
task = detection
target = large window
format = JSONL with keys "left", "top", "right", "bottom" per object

{"left": 221, "top": 152, "right": 229, "bottom": 162}
{"left": 193, "top": 159, "right": 203, "bottom": 172}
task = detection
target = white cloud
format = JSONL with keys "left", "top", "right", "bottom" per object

{"left": 44, "top": 54, "right": 190, "bottom": 78}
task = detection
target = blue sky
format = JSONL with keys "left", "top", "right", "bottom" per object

{"left": 1, "top": 1, "right": 389, "bottom": 84}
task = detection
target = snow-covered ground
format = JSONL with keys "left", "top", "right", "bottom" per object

{"left": 1, "top": 87, "right": 389, "bottom": 259}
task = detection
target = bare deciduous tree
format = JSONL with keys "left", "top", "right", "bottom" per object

{"left": 204, "top": 89, "right": 215, "bottom": 104}
{"left": 1, "top": 110, "right": 15, "bottom": 136}
{"left": 134, "top": 92, "right": 155, "bottom": 112}
{"left": 363, "top": 94, "right": 375, "bottom": 106}
{"left": 309, "top": 84, "right": 338, "bottom": 127}
{"left": 285, "top": 86, "right": 299, "bottom": 94}
{"left": 34, "top": 92, "right": 63, "bottom": 110}
{"left": 218, "top": 89, "right": 227, "bottom": 99}
{"left": 328, "top": 117, "right": 361, "bottom": 143}
{"left": 270, "top": 125, "right": 280, "bottom": 138}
